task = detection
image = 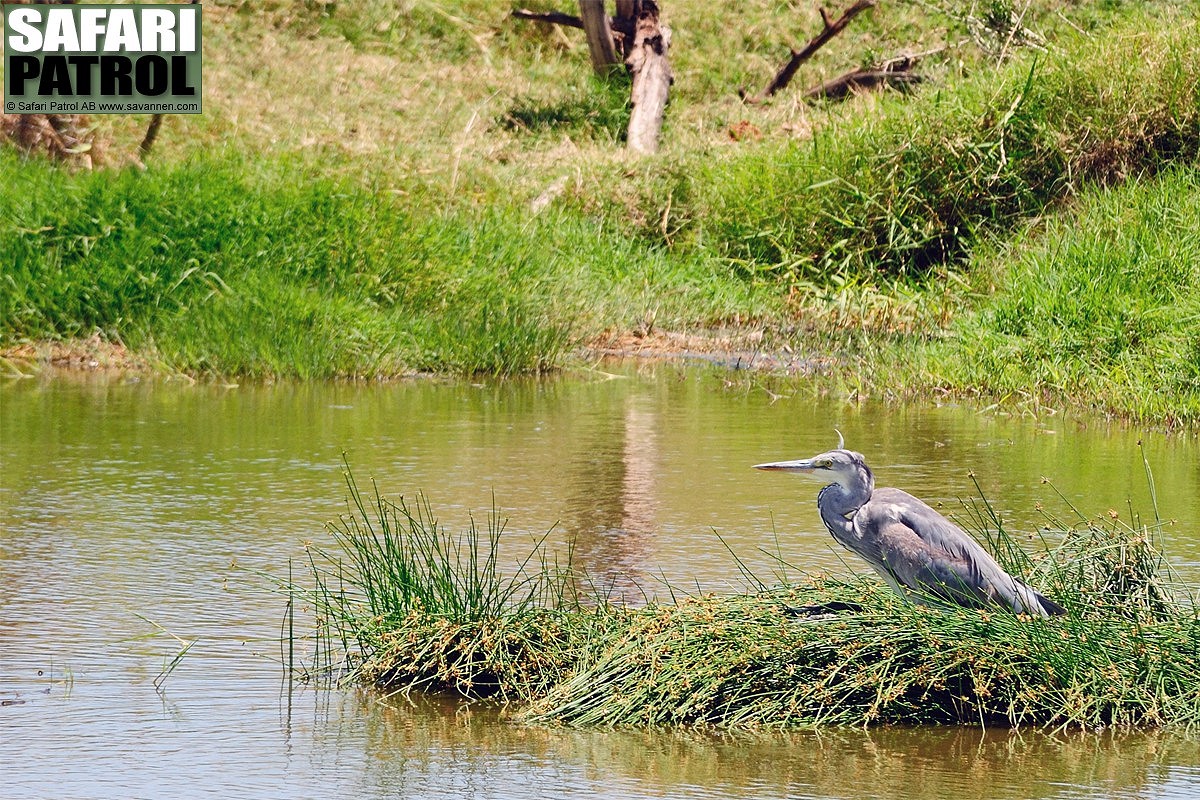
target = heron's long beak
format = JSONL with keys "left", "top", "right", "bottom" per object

{"left": 753, "top": 459, "right": 816, "bottom": 473}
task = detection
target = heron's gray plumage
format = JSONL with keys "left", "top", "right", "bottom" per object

{"left": 755, "top": 446, "right": 1065, "bottom": 617}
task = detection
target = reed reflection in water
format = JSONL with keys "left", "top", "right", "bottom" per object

{"left": 325, "top": 690, "right": 1200, "bottom": 800}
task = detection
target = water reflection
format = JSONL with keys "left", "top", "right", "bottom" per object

{"left": 561, "top": 395, "right": 661, "bottom": 597}
{"left": 1, "top": 366, "right": 1198, "bottom": 800}
{"left": 324, "top": 690, "right": 1200, "bottom": 800}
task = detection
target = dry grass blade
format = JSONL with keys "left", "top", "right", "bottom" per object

{"left": 133, "top": 613, "right": 199, "bottom": 693}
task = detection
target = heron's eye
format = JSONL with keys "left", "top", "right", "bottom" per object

{"left": 815, "top": 458, "right": 833, "bottom": 468}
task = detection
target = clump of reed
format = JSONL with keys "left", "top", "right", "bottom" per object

{"left": 292, "top": 470, "right": 1199, "bottom": 730}
{"left": 294, "top": 469, "right": 588, "bottom": 700}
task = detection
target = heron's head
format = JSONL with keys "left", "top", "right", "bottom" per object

{"left": 753, "top": 448, "right": 868, "bottom": 483}
{"left": 754, "top": 430, "right": 874, "bottom": 493}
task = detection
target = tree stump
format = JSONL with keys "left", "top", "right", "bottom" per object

{"left": 624, "top": 2, "right": 671, "bottom": 154}
{"left": 579, "top": 0, "right": 620, "bottom": 74}
{"left": 513, "top": 1, "right": 672, "bottom": 153}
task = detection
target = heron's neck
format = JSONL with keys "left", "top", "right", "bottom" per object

{"left": 817, "top": 467, "right": 874, "bottom": 542}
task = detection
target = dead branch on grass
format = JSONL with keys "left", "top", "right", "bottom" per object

{"left": 803, "top": 68, "right": 923, "bottom": 101}
{"left": 1, "top": 114, "right": 95, "bottom": 167}
{"left": 802, "top": 47, "right": 947, "bottom": 102}
{"left": 512, "top": 8, "right": 585, "bottom": 29}
{"left": 746, "top": 0, "right": 876, "bottom": 104}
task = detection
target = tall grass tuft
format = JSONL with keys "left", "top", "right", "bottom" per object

{"left": 293, "top": 467, "right": 590, "bottom": 699}
{"left": 329, "top": 469, "right": 575, "bottom": 621}
{"left": 292, "top": 466, "right": 1199, "bottom": 729}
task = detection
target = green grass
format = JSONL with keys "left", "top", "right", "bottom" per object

{"left": 4, "top": 3, "right": 1200, "bottom": 424}
{"left": 658, "top": 12, "right": 1200, "bottom": 278}
{"left": 0, "top": 150, "right": 766, "bottom": 376}
{"left": 866, "top": 167, "right": 1200, "bottom": 424}
{"left": 499, "top": 77, "right": 633, "bottom": 144}
{"left": 295, "top": 468, "right": 587, "bottom": 699}
{"left": 289, "top": 469, "right": 1199, "bottom": 730}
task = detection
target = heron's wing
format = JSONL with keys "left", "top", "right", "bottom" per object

{"left": 859, "top": 489, "right": 1028, "bottom": 610}
{"left": 871, "top": 519, "right": 995, "bottom": 608}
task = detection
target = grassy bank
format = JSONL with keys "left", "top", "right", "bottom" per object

{"left": 3, "top": 3, "right": 1199, "bottom": 424}
{"left": 0, "top": 150, "right": 764, "bottom": 376}
{"left": 290, "top": 474, "right": 1199, "bottom": 730}
{"left": 874, "top": 168, "right": 1200, "bottom": 425}
{"left": 664, "top": 13, "right": 1200, "bottom": 281}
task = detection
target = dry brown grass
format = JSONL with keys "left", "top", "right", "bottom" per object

{"left": 54, "top": 2, "right": 989, "bottom": 188}
{"left": 1, "top": 332, "right": 156, "bottom": 372}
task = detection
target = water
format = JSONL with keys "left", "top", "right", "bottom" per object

{"left": 1, "top": 364, "right": 1198, "bottom": 799}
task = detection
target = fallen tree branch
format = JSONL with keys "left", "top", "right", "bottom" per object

{"left": 512, "top": 8, "right": 584, "bottom": 29}
{"left": 801, "top": 45, "right": 945, "bottom": 102}
{"left": 803, "top": 68, "right": 923, "bottom": 101}
{"left": 746, "top": 0, "right": 875, "bottom": 104}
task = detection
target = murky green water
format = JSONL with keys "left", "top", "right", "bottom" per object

{"left": 2, "top": 364, "right": 1198, "bottom": 799}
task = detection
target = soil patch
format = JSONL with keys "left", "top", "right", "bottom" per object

{"left": 1, "top": 335, "right": 154, "bottom": 374}
{"left": 586, "top": 328, "right": 833, "bottom": 374}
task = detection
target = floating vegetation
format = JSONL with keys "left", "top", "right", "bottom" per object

{"left": 286, "top": 469, "right": 1199, "bottom": 730}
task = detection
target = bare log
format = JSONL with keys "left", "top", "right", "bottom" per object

{"left": 512, "top": 8, "right": 584, "bottom": 29}
{"left": 802, "top": 68, "right": 923, "bottom": 101}
{"left": 138, "top": 115, "right": 165, "bottom": 159}
{"left": 747, "top": 0, "right": 875, "bottom": 104}
{"left": 579, "top": 0, "right": 620, "bottom": 74}
{"left": 625, "top": 2, "right": 672, "bottom": 154}
{"left": 801, "top": 46, "right": 943, "bottom": 102}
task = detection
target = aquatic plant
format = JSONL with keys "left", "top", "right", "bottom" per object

{"left": 294, "top": 469, "right": 588, "bottom": 699}
{"left": 291, "top": 469, "right": 1199, "bottom": 729}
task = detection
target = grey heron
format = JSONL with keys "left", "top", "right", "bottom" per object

{"left": 755, "top": 438, "right": 1065, "bottom": 617}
